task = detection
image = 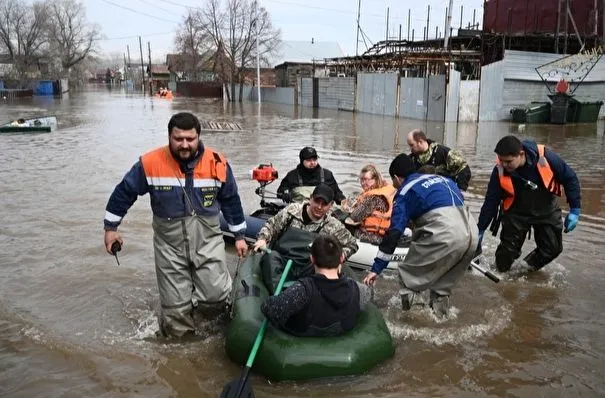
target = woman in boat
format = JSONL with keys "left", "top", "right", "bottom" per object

{"left": 261, "top": 235, "right": 371, "bottom": 337}
{"left": 343, "top": 164, "right": 396, "bottom": 245}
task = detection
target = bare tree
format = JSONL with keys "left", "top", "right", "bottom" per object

{"left": 0, "top": 0, "right": 48, "bottom": 86}
{"left": 197, "top": 0, "right": 280, "bottom": 102}
{"left": 173, "top": 10, "right": 211, "bottom": 82}
{"left": 44, "top": 0, "right": 101, "bottom": 77}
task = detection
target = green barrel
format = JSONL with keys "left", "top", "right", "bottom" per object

{"left": 225, "top": 253, "right": 395, "bottom": 381}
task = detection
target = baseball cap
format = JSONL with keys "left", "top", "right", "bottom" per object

{"left": 311, "top": 183, "right": 334, "bottom": 203}
{"left": 299, "top": 146, "right": 319, "bottom": 162}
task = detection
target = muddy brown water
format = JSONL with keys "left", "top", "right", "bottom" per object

{"left": 1, "top": 86, "right": 604, "bottom": 397}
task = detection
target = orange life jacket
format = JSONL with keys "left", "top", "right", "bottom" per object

{"left": 497, "top": 144, "right": 561, "bottom": 211}
{"left": 356, "top": 184, "right": 396, "bottom": 236}
{"left": 141, "top": 145, "right": 227, "bottom": 186}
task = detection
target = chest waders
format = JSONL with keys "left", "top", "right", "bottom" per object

{"left": 261, "top": 217, "right": 325, "bottom": 293}
{"left": 291, "top": 168, "right": 325, "bottom": 203}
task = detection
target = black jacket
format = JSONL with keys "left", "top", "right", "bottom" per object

{"left": 282, "top": 274, "right": 361, "bottom": 337}
{"left": 277, "top": 164, "right": 346, "bottom": 203}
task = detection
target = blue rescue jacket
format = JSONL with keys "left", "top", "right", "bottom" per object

{"left": 371, "top": 173, "right": 465, "bottom": 274}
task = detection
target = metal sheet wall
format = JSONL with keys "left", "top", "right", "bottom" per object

{"left": 446, "top": 70, "right": 461, "bottom": 122}
{"left": 427, "top": 75, "right": 446, "bottom": 122}
{"left": 356, "top": 73, "right": 398, "bottom": 116}
{"left": 479, "top": 61, "right": 505, "bottom": 121}
{"left": 480, "top": 50, "right": 605, "bottom": 120}
{"left": 316, "top": 77, "right": 356, "bottom": 111}
{"left": 299, "top": 78, "right": 313, "bottom": 107}
{"left": 399, "top": 77, "right": 426, "bottom": 119}
{"left": 459, "top": 80, "right": 480, "bottom": 122}
{"left": 250, "top": 87, "right": 295, "bottom": 105}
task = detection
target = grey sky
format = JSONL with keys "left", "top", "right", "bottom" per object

{"left": 90, "top": 0, "right": 485, "bottom": 62}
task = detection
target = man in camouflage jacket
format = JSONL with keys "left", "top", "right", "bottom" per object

{"left": 253, "top": 184, "right": 358, "bottom": 260}
{"left": 406, "top": 129, "right": 472, "bottom": 190}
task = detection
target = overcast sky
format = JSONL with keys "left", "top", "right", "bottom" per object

{"left": 89, "top": 0, "right": 485, "bottom": 62}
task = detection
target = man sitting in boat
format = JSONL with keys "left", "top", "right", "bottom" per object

{"left": 253, "top": 183, "right": 358, "bottom": 291}
{"left": 364, "top": 154, "right": 479, "bottom": 319}
{"left": 261, "top": 235, "right": 371, "bottom": 337}
{"left": 342, "top": 164, "right": 396, "bottom": 245}
{"left": 276, "top": 146, "right": 346, "bottom": 204}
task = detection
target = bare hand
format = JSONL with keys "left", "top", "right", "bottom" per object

{"left": 253, "top": 239, "right": 267, "bottom": 252}
{"left": 363, "top": 272, "right": 378, "bottom": 286}
{"left": 104, "top": 230, "right": 123, "bottom": 255}
{"left": 235, "top": 238, "right": 248, "bottom": 257}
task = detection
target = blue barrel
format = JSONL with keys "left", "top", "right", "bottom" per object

{"left": 35, "top": 80, "right": 54, "bottom": 96}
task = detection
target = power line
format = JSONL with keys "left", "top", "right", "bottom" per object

{"left": 100, "top": 0, "right": 180, "bottom": 24}
{"left": 97, "top": 31, "right": 178, "bottom": 41}
{"left": 136, "top": 0, "right": 183, "bottom": 17}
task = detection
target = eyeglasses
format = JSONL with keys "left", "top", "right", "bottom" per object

{"left": 359, "top": 176, "right": 374, "bottom": 182}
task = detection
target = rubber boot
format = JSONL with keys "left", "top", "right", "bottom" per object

{"left": 429, "top": 292, "right": 450, "bottom": 319}
{"left": 401, "top": 293, "right": 412, "bottom": 311}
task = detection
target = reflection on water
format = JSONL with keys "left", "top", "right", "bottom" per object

{"left": 0, "top": 87, "right": 604, "bottom": 397}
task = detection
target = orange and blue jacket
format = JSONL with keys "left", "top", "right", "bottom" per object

{"left": 104, "top": 144, "right": 246, "bottom": 236}
{"left": 477, "top": 140, "right": 581, "bottom": 231}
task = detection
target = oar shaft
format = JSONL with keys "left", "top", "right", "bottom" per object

{"left": 470, "top": 260, "right": 500, "bottom": 283}
{"left": 242, "top": 258, "right": 293, "bottom": 369}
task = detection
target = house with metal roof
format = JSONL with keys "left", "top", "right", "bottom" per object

{"left": 270, "top": 39, "right": 345, "bottom": 87}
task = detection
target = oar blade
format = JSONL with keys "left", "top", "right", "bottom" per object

{"left": 220, "top": 378, "right": 255, "bottom": 398}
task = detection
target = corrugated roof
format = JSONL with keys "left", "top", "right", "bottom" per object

{"left": 269, "top": 40, "right": 345, "bottom": 67}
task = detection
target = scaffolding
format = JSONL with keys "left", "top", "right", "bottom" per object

{"left": 323, "top": 31, "right": 483, "bottom": 80}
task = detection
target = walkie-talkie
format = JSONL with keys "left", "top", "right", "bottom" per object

{"left": 111, "top": 241, "right": 122, "bottom": 266}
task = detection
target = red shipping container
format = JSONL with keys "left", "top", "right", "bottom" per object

{"left": 483, "top": 0, "right": 603, "bottom": 37}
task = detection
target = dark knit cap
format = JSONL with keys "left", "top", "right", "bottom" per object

{"left": 389, "top": 154, "right": 416, "bottom": 178}
{"left": 299, "top": 146, "right": 318, "bottom": 163}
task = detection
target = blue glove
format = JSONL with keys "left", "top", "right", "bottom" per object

{"left": 475, "top": 230, "right": 485, "bottom": 256}
{"left": 564, "top": 208, "right": 580, "bottom": 233}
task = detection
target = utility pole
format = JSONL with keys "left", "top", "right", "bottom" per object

{"left": 407, "top": 9, "right": 411, "bottom": 41}
{"left": 444, "top": 0, "right": 453, "bottom": 49}
{"left": 147, "top": 41, "right": 153, "bottom": 94}
{"left": 138, "top": 36, "right": 145, "bottom": 94}
{"left": 123, "top": 53, "right": 128, "bottom": 81}
{"left": 556, "top": 0, "right": 562, "bottom": 53}
{"left": 460, "top": 5, "right": 463, "bottom": 28}
{"left": 564, "top": 0, "right": 569, "bottom": 54}
{"left": 602, "top": 0, "right": 605, "bottom": 46}
{"left": 255, "top": 0, "right": 261, "bottom": 104}
{"left": 126, "top": 45, "right": 132, "bottom": 83}
{"left": 386, "top": 7, "right": 390, "bottom": 51}
{"left": 356, "top": 0, "right": 362, "bottom": 55}
{"left": 426, "top": 5, "right": 431, "bottom": 41}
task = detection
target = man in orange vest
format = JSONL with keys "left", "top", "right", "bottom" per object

{"left": 103, "top": 112, "right": 248, "bottom": 338}
{"left": 476, "top": 135, "right": 581, "bottom": 273}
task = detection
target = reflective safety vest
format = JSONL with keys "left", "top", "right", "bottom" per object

{"left": 497, "top": 144, "right": 562, "bottom": 211}
{"left": 141, "top": 146, "right": 227, "bottom": 214}
{"left": 355, "top": 184, "right": 396, "bottom": 236}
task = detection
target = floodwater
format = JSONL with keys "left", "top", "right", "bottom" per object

{"left": 1, "top": 86, "right": 604, "bottom": 397}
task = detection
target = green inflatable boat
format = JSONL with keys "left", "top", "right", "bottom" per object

{"left": 225, "top": 253, "right": 395, "bottom": 381}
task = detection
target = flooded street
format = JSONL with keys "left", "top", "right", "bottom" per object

{"left": 1, "top": 86, "right": 604, "bottom": 397}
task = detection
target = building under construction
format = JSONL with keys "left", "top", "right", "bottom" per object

{"left": 323, "top": 0, "right": 605, "bottom": 78}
